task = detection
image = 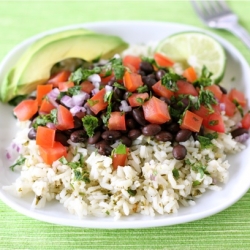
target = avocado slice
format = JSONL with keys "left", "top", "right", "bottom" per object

{"left": 0, "top": 28, "right": 93, "bottom": 103}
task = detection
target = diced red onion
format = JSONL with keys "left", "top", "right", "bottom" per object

{"left": 47, "top": 88, "right": 60, "bottom": 99}
{"left": 60, "top": 95, "right": 74, "bottom": 108}
{"left": 92, "top": 81, "right": 100, "bottom": 89}
{"left": 6, "top": 152, "right": 11, "bottom": 160}
{"left": 219, "top": 103, "right": 226, "bottom": 112}
{"left": 16, "top": 146, "right": 20, "bottom": 153}
{"left": 70, "top": 106, "right": 86, "bottom": 116}
{"left": 46, "top": 123, "right": 57, "bottom": 129}
{"left": 88, "top": 74, "right": 101, "bottom": 83}
{"left": 12, "top": 143, "right": 16, "bottom": 149}
{"left": 47, "top": 96, "right": 59, "bottom": 108}
{"left": 119, "top": 100, "right": 132, "bottom": 112}
{"left": 234, "top": 133, "right": 249, "bottom": 143}
{"left": 72, "top": 91, "right": 90, "bottom": 106}
{"left": 236, "top": 122, "right": 242, "bottom": 128}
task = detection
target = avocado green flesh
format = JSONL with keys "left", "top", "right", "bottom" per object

{"left": 1, "top": 32, "right": 128, "bottom": 103}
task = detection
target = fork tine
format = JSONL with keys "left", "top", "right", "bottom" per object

{"left": 190, "top": 0, "right": 208, "bottom": 22}
{"left": 217, "top": 0, "right": 231, "bottom": 12}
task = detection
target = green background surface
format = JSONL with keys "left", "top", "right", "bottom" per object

{"left": 1, "top": 1, "right": 250, "bottom": 249}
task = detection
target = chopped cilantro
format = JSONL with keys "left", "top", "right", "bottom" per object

{"left": 209, "top": 120, "right": 219, "bottom": 126}
{"left": 193, "top": 66, "right": 213, "bottom": 88}
{"left": 9, "top": 155, "right": 25, "bottom": 171}
{"left": 67, "top": 86, "right": 81, "bottom": 96}
{"left": 172, "top": 168, "right": 180, "bottom": 179}
{"left": 192, "top": 180, "right": 201, "bottom": 187}
{"left": 197, "top": 133, "right": 218, "bottom": 149}
{"left": 136, "top": 97, "right": 145, "bottom": 105}
{"left": 59, "top": 156, "right": 68, "bottom": 164}
{"left": 161, "top": 72, "right": 182, "bottom": 92}
{"left": 141, "top": 56, "right": 155, "bottom": 64}
{"left": 194, "top": 87, "right": 217, "bottom": 111}
{"left": 32, "top": 109, "right": 57, "bottom": 129}
{"left": 113, "top": 82, "right": 126, "bottom": 90}
{"left": 127, "top": 188, "right": 137, "bottom": 196}
{"left": 233, "top": 100, "right": 244, "bottom": 117}
{"left": 191, "top": 163, "right": 208, "bottom": 178}
{"left": 87, "top": 99, "right": 99, "bottom": 107}
{"left": 109, "top": 58, "right": 125, "bottom": 79}
{"left": 82, "top": 115, "right": 99, "bottom": 137}
{"left": 137, "top": 85, "right": 148, "bottom": 93}
{"left": 69, "top": 67, "right": 101, "bottom": 84}
{"left": 112, "top": 143, "right": 127, "bottom": 155}
{"left": 74, "top": 169, "right": 90, "bottom": 183}
{"left": 102, "top": 92, "right": 113, "bottom": 126}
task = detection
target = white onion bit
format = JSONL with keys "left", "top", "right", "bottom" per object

{"left": 119, "top": 100, "right": 132, "bottom": 112}
{"left": 88, "top": 74, "right": 101, "bottom": 83}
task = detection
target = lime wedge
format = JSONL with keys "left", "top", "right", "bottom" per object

{"left": 155, "top": 32, "right": 226, "bottom": 83}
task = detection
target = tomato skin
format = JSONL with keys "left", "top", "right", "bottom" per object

{"left": 56, "top": 105, "right": 74, "bottom": 130}
{"left": 203, "top": 112, "right": 225, "bottom": 133}
{"left": 142, "top": 96, "right": 171, "bottom": 124}
{"left": 39, "top": 141, "right": 67, "bottom": 165}
{"left": 154, "top": 53, "right": 174, "bottom": 67}
{"left": 192, "top": 104, "right": 220, "bottom": 119}
{"left": 182, "top": 67, "right": 197, "bottom": 83}
{"left": 123, "top": 55, "right": 142, "bottom": 72}
{"left": 13, "top": 99, "right": 38, "bottom": 121}
{"left": 228, "top": 88, "right": 247, "bottom": 107}
{"left": 80, "top": 81, "right": 95, "bottom": 94}
{"left": 205, "top": 84, "right": 223, "bottom": 101}
{"left": 39, "top": 98, "right": 55, "bottom": 114}
{"left": 123, "top": 71, "right": 143, "bottom": 92}
{"left": 36, "top": 126, "right": 56, "bottom": 148}
{"left": 108, "top": 112, "right": 126, "bottom": 130}
{"left": 58, "top": 81, "right": 74, "bottom": 92}
{"left": 47, "top": 70, "right": 71, "bottom": 87}
{"left": 220, "top": 94, "right": 236, "bottom": 117}
{"left": 89, "top": 88, "right": 108, "bottom": 115}
{"left": 180, "top": 110, "right": 203, "bottom": 132}
{"left": 175, "top": 80, "right": 198, "bottom": 97}
{"left": 37, "top": 84, "right": 53, "bottom": 106}
{"left": 112, "top": 153, "right": 128, "bottom": 170}
{"left": 152, "top": 80, "right": 174, "bottom": 99}
{"left": 241, "top": 113, "right": 250, "bottom": 129}
{"left": 127, "top": 93, "right": 149, "bottom": 107}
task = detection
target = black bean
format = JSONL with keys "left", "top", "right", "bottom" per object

{"left": 112, "top": 102, "right": 121, "bottom": 112}
{"left": 155, "top": 131, "right": 173, "bottom": 142}
{"left": 120, "top": 136, "right": 132, "bottom": 147}
{"left": 142, "top": 124, "right": 161, "bottom": 136}
{"left": 70, "top": 130, "right": 86, "bottom": 143}
{"left": 218, "top": 85, "right": 227, "bottom": 94}
{"left": 231, "top": 128, "right": 249, "bottom": 138}
{"left": 172, "top": 144, "right": 187, "bottom": 160}
{"left": 126, "top": 118, "right": 137, "bottom": 129}
{"left": 113, "top": 87, "right": 124, "bottom": 100}
{"left": 28, "top": 128, "right": 37, "bottom": 140}
{"left": 73, "top": 116, "right": 83, "bottom": 130}
{"left": 147, "top": 73, "right": 156, "bottom": 79}
{"left": 55, "top": 131, "right": 69, "bottom": 146}
{"left": 140, "top": 61, "right": 154, "bottom": 74}
{"left": 128, "top": 129, "right": 142, "bottom": 140}
{"left": 107, "top": 78, "right": 116, "bottom": 86}
{"left": 102, "top": 130, "right": 122, "bottom": 140}
{"left": 175, "top": 129, "right": 192, "bottom": 142}
{"left": 159, "top": 97, "right": 171, "bottom": 105}
{"left": 88, "top": 131, "right": 101, "bottom": 144}
{"left": 123, "top": 92, "right": 131, "bottom": 101}
{"left": 142, "top": 76, "right": 157, "bottom": 90}
{"left": 138, "top": 70, "right": 146, "bottom": 76}
{"left": 155, "top": 69, "right": 167, "bottom": 80}
{"left": 132, "top": 108, "right": 148, "bottom": 126}
{"left": 166, "top": 122, "right": 180, "bottom": 133}
{"left": 95, "top": 141, "right": 113, "bottom": 156}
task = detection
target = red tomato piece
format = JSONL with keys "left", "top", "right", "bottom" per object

{"left": 13, "top": 99, "right": 38, "bottom": 121}
{"left": 205, "top": 84, "right": 223, "bottom": 101}
{"left": 152, "top": 80, "right": 174, "bottom": 99}
{"left": 228, "top": 88, "right": 247, "bottom": 107}
{"left": 142, "top": 96, "right": 171, "bottom": 124}
{"left": 182, "top": 67, "right": 197, "bottom": 83}
{"left": 89, "top": 88, "right": 108, "bottom": 115}
{"left": 108, "top": 112, "right": 126, "bottom": 130}
{"left": 58, "top": 81, "right": 74, "bottom": 92}
{"left": 36, "top": 126, "right": 56, "bottom": 148}
{"left": 154, "top": 53, "right": 174, "bottom": 67}
{"left": 180, "top": 110, "right": 203, "bottom": 132}
{"left": 192, "top": 104, "right": 220, "bottom": 119}
{"left": 100, "top": 71, "right": 115, "bottom": 84}
{"left": 220, "top": 94, "right": 236, "bottom": 117}
{"left": 47, "top": 70, "right": 71, "bottom": 87}
{"left": 36, "top": 84, "right": 53, "bottom": 106}
{"left": 123, "top": 71, "right": 144, "bottom": 92}
{"left": 241, "top": 113, "right": 250, "bottom": 129}
{"left": 39, "top": 98, "right": 55, "bottom": 114}
{"left": 80, "top": 80, "right": 95, "bottom": 94}
{"left": 112, "top": 153, "right": 128, "bottom": 170}
{"left": 203, "top": 112, "right": 225, "bottom": 133}
{"left": 175, "top": 80, "right": 198, "bottom": 97}
{"left": 123, "top": 55, "right": 142, "bottom": 72}
{"left": 56, "top": 105, "right": 74, "bottom": 130}
{"left": 39, "top": 141, "right": 67, "bottom": 165}
{"left": 127, "top": 93, "right": 149, "bottom": 107}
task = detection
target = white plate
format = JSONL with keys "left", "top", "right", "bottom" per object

{"left": 0, "top": 21, "right": 250, "bottom": 229}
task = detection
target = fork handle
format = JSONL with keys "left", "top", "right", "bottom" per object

{"left": 225, "top": 23, "right": 250, "bottom": 50}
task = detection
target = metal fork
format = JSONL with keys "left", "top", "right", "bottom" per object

{"left": 191, "top": 0, "right": 250, "bottom": 49}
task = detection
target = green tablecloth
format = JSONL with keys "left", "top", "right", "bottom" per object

{"left": 1, "top": 1, "right": 250, "bottom": 249}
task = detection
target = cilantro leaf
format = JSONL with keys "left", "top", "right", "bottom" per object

{"left": 70, "top": 67, "right": 101, "bottom": 84}
{"left": 82, "top": 115, "right": 99, "bottom": 137}
{"left": 192, "top": 180, "right": 201, "bottom": 187}
{"left": 102, "top": 92, "right": 113, "bottom": 126}
{"left": 32, "top": 109, "right": 57, "bottom": 129}
{"left": 109, "top": 58, "right": 125, "bottom": 80}
{"left": 161, "top": 72, "right": 182, "bottom": 92}
{"left": 59, "top": 156, "right": 68, "bottom": 164}
{"left": 127, "top": 188, "right": 137, "bottom": 196}
{"left": 9, "top": 155, "right": 25, "bottom": 171}
{"left": 113, "top": 82, "right": 126, "bottom": 90}
{"left": 67, "top": 86, "right": 81, "bottom": 96}
{"left": 137, "top": 85, "right": 148, "bottom": 93}
{"left": 112, "top": 144, "right": 127, "bottom": 155}
{"left": 233, "top": 100, "right": 244, "bottom": 117}
{"left": 172, "top": 168, "right": 180, "bottom": 179}
{"left": 193, "top": 66, "right": 213, "bottom": 88}
{"left": 191, "top": 163, "right": 208, "bottom": 178}
{"left": 197, "top": 133, "right": 218, "bottom": 149}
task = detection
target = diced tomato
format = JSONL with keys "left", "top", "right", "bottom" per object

{"left": 47, "top": 70, "right": 71, "bottom": 87}
{"left": 154, "top": 53, "right": 174, "bottom": 67}
{"left": 180, "top": 110, "right": 203, "bottom": 132}
{"left": 220, "top": 94, "right": 236, "bottom": 117}
{"left": 39, "top": 141, "right": 67, "bottom": 165}
{"left": 56, "top": 105, "right": 74, "bottom": 130}
{"left": 80, "top": 80, "right": 95, "bottom": 94}
{"left": 152, "top": 80, "right": 174, "bottom": 99}
{"left": 36, "top": 126, "right": 56, "bottom": 148}
{"left": 175, "top": 80, "right": 198, "bottom": 97}
{"left": 39, "top": 98, "right": 55, "bottom": 114}
{"left": 192, "top": 104, "right": 220, "bottom": 119}
{"left": 182, "top": 67, "right": 197, "bottom": 83}
{"left": 108, "top": 112, "right": 126, "bottom": 130}
{"left": 241, "top": 112, "right": 250, "bottom": 129}
{"left": 89, "top": 88, "right": 108, "bottom": 115}
{"left": 203, "top": 112, "right": 225, "bottom": 133}
{"left": 228, "top": 88, "right": 247, "bottom": 107}
{"left": 13, "top": 99, "right": 38, "bottom": 121}
{"left": 58, "top": 81, "right": 74, "bottom": 92}
{"left": 205, "top": 84, "right": 223, "bottom": 101}
{"left": 142, "top": 96, "right": 171, "bottom": 124}
{"left": 36, "top": 84, "right": 53, "bottom": 106}
{"left": 123, "top": 71, "right": 144, "bottom": 92}
{"left": 112, "top": 148, "right": 129, "bottom": 170}
{"left": 100, "top": 71, "right": 115, "bottom": 84}
{"left": 123, "top": 55, "right": 142, "bottom": 72}
{"left": 127, "top": 93, "right": 149, "bottom": 107}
